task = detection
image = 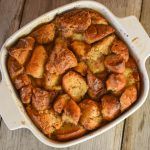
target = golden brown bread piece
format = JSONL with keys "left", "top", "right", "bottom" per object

{"left": 31, "top": 88, "right": 52, "bottom": 111}
{"left": 8, "top": 36, "right": 35, "bottom": 65}
{"left": 89, "top": 10, "right": 108, "bottom": 25}
{"left": 62, "top": 71, "right": 88, "bottom": 102}
{"left": 73, "top": 62, "right": 88, "bottom": 76}
{"left": 101, "top": 95, "right": 120, "bottom": 121}
{"left": 55, "top": 9, "right": 91, "bottom": 37}
{"left": 87, "top": 34, "right": 115, "bottom": 61}
{"left": 124, "top": 57, "right": 140, "bottom": 86}
{"left": 31, "top": 23, "right": 55, "bottom": 44}
{"left": 111, "top": 39, "right": 129, "bottom": 62}
{"left": 7, "top": 56, "right": 24, "bottom": 80}
{"left": 104, "top": 54, "right": 125, "bottom": 73}
{"left": 84, "top": 24, "right": 115, "bottom": 44}
{"left": 55, "top": 123, "right": 87, "bottom": 141}
{"left": 71, "top": 40, "right": 91, "bottom": 60}
{"left": 62, "top": 100, "right": 81, "bottom": 125}
{"left": 53, "top": 94, "right": 70, "bottom": 114}
{"left": 106, "top": 74, "right": 126, "bottom": 92}
{"left": 14, "top": 74, "right": 31, "bottom": 90}
{"left": 120, "top": 85, "right": 137, "bottom": 112}
{"left": 44, "top": 71, "right": 61, "bottom": 90}
{"left": 26, "top": 45, "right": 48, "bottom": 78}
{"left": 79, "top": 99, "right": 102, "bottom": 130}
{"left": 26, "top": 106, "right": 62, "bottom": 135}
{"left": 20, "top": 85, "right": 33, "bottom": 104}
{"left": 46, "top": 38, "right": 77, "bottom": 74}
{"left": 86, "top": 55, "right": 105, "bottom": 74}
{"left": 87, "top": 71, "right": 106, "bottom": 100}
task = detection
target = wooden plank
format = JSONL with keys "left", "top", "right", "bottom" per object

{"left": 121, "top": 0, "right": 150, "bottom": 149}
{"left": 0, "top": 0, "right": 142, "bottom": 150}
{"left": 0, "top": 0, "right": 25, "bottom": 123}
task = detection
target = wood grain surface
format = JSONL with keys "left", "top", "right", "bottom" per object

{"left": 0, "top": 0, "right": 149, "bottom": 150}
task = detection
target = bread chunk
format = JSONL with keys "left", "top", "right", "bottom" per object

{"left": 26, "top": 106, "right": 62, "bottom": 135}
{"left": 14, "top": 74, "right": 31, "bottom": 90}
{"left": 8, "top": 36, "right": 35, "bottom": 64}
{"left": 31, "top": 23, "right": 55, "bottom": 44}
{"left": 26, "top": 45, "right": 48, "bottom": 78}
{"left": 71, "top": 40, "right": 91, "bottom": 60}
{"left": 53, "top": 94, "right": 70, "bottom": 114}
{"left": 31, "top": 88, "right": 52, "bottom": 111}
{"left": 84, "top": 24, "right": 115, "bottom": 44}
{"left": 89, "top": 10, "right": 108, "bottom": 25}
{"left": 120, "top": 85, "right": 137, "bottom": 112}
{"left": 62, "top": 71, "right": 88, "bottom": 102}
{"left": 87, "top": 71, "right": 106, "bottom": 100}
{"left": 106, "top": 74, "right": 126, "bottom": 92}
{"left": 55, "top": 123, "right": 87, "bottom": 141}
{"left": 46, "top": 38, "right": 77, "bottom": 74}
{"left": 44, "top": 72, "right": 61, "bottom": 90}
{"left": 104, "top": 54, "right": 125, "bottom": 73}
{"left": 79, "top": 99, "right": 102, "bottom": 130}
{"left": 101, "top": 95, "right": 120, "bottom": 121}
{"left": 73, "top": 62, "right": 88, "bottom": 76}
{"left": 62, "top": 100, "right": 81, "bottom": 125}
{"left": 7, "top": 56, "right": 24, "bottom": 80}
{"left": 55, "top": 9, "right": 91, "bottom": 37}
{"left": 111, "top": 39, "right": 129, "bottom": 62}
{"left": 87, "top": 55, "right": 105, "bottom": 74}
{"left": 87, "top": 34, "right": 115, "bottom": 61}
{"left": 20, "top": 85, "right": 32, "bottom": 104}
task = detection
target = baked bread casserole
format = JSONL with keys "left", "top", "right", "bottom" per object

{"left": 7, "top": 8, "right": 141, "bottom": 141}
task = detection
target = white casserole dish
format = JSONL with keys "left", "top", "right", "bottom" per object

{"left": 0, "top": 1, "right": 150, "bottom": 148}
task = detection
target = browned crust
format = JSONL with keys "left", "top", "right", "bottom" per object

{"left": 26, "top": 45, "right": 48, "bottom": 78}
{"left": 62, "top": 71, "right": 88, "bottom": 102}
{"left": 46, "top": 38, "right": 77, "bottom": 74}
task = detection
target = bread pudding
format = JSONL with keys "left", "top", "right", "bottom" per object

{"left": 7, "top": 9, "right": 141, "bottom": 141}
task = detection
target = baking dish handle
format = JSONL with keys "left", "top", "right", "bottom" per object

{"left": 0, "top": 75, "right": 26, "bottom": 130}
{"left": 117, "top": 16, "right": 150, "bottom": 61}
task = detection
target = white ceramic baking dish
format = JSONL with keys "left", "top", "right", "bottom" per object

{"left": 0, "top": 1, "right": 150, "bottom": 148}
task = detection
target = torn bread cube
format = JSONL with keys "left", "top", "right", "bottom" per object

{"left": 89, "top": 10, "right": 108, "bottom": 25}
{"left": 71, "top": 40, "right": 91, "bottom": 59}
{"left": 101, "top": 95, "right": 120, "bottom": 121}
{"left": 73, "top": 62, "right": 88, "bottom": 76}
{"left": 55, "top": 9, "right": 91, "bottom": 37}
{"left": 26, "top": 106, "right": 62, "bottom": 135}
{"left": 79, "top": 99, "right": 102, "bottom": 130}
{"left": 46, "top": 38, "right": 77, "bottom": 74}
{"left": 44, "top": 72, "right": 61, "bottom": 90}
{"left": 104, "top": 54, "right": 125, "bottom": 73}
{"left": 8, "top": 36, "right": 35, "bottom": 65}
{"left": 87, "top": 34, "right": 115, "bottom": 61}
{"left": 86, "top": 55, "right": 105, "bottom": 74}
{"left": 111, "top": 39, "right": 129, "bottom": 62}
{"left": 31, "top": 88, "right": 52, "bottom": 111}
{"left": 84, "top": 24, "right": 115, "bottom": 44}
{"left": 26, "top": 45, "right": 48, "bottom": 78}
{"left": 53, "top": 94, "right": 70, "bottom": 114}
{"left": 14, "top": 74, "right": 31, "bottom": 90}
{"left": 7, "top": 56, "right": 24, "bottom": 80}
{"left": 20, "top": 85, "right": 33, "bottom": 104}
{"left": 87, "top": 71, "right": 106, "bottom": 100}
{"left": 62, "top": 71, "right": 88, "bottom": 102}
{"left": 31, "top": 23, "right": 55, "bottom": 44}
{"left": 120, "top": 85, "right": 137, "bottom": 112}
{"left": 62, "top": 100, "right": 81, "bottom": 125}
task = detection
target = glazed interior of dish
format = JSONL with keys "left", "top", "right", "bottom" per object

{"left": 7, "top": 8, "right": 141, "bottom": 141}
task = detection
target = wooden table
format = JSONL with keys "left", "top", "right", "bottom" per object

{"left": 0, "top": 0, "right": 150, "bottom": 149}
